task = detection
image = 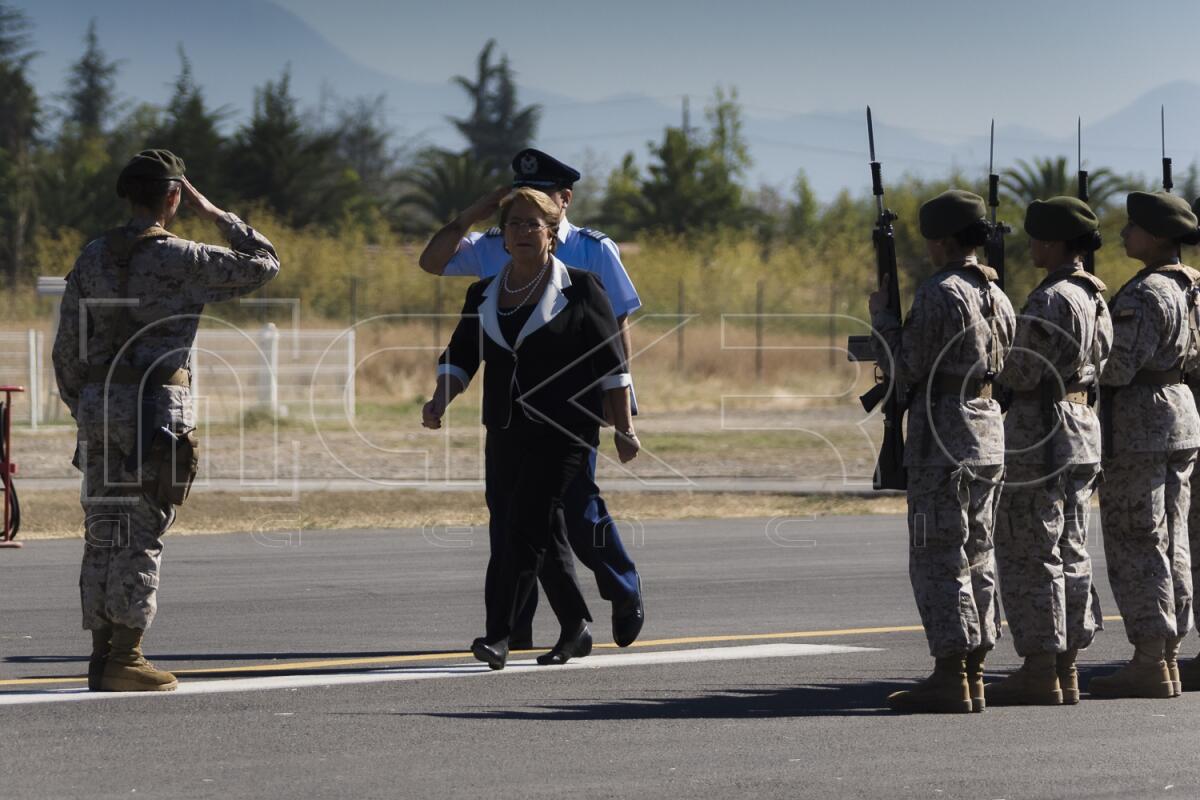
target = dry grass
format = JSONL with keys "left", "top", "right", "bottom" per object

{"left": 13, "top": 489, "right": 906, "bottom": 540}
{"left": 323, "top": 319, "right": 876, "bottom": 414}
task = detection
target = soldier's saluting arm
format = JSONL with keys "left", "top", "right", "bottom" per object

{"left": 418, "top": 186, "right": 509, "bottom": 276}
{"left": 178, "top": 178, "right": 280, "bottom": 303}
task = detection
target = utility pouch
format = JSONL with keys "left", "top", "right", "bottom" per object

{"left": 142, "top": 426, "right": 199, "bottom": 506}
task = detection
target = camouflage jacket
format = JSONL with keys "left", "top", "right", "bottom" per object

{"left": 53, "top": 213, "right": 279, "bottom": 457}
{"left": 998, "top": 265, "right": 1112, "bottom": 466}
{"left": 872, "top": 257, "right": 1016, "bottom": 468}
{"left": 1099, "top": 261, "right": 1200, "bottom": 454}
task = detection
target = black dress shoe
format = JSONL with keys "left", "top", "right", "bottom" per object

{"left": 612, "top": 575, "right": 645, "bottom": 648}
{"left": 471, "top": 637, "right": 509, "bottom": 670}
{"left": 536, "top": 622, "right": 593, "bottom": 665}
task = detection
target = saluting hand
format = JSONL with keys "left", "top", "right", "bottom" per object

{"left": 180, "top": 177, "right": 224, "bottom": 222}
{"left": 460, "top": 185, "right": 511, "bottom": 226}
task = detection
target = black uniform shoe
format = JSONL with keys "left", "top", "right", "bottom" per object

{"left": 471, "top": 637, "right": 509, "bottom": 671}
{"left": 537, "top": 622, "right": 593, "bottom": 665}
{"left": 612, "top": 575, "right": 644, "bottom": 648}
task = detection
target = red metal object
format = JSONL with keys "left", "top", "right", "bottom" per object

{"left": 0, "top": 385, "right": 24, "bottom": 548}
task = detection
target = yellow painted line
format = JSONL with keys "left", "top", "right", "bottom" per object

{"left": 0, "top": 616, "right": 1131, "bottom": 689}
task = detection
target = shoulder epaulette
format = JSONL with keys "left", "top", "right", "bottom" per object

{"left": 1157, "top": 262, "right": 1200, "bottom": 284}
{"left": 578, "top": 227, "right": 609, "bottom": 242}
{"left": 484, "top": 226, "right": 503, "bottom": 238}
{"left": 952, "top": 262, "right": 999, "bottom": 283}
{"left": 1064, "top": 270, "right": 1108, "bottom": 295}
{"left": 102, "top": 225, "right": 175, "bottom": 266}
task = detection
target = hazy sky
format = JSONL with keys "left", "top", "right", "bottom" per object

{"left": 272, "top": 0, "right": 1200, "bottom": 139}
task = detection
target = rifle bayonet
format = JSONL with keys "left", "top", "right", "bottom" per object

{"left": 1163, "top": 105, "right": 1174, "bottom": 193}
{"left": 846, "top": 106, "right": 906, "bottom": 490}
{"left": 984, "top": 119, "right": 1010, "bottom": 290}
{"left": 1077, "top": 117, "right": 1095, "bottom": 274}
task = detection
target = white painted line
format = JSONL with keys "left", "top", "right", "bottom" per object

{"left": 0, "top": 643, "right": 878, "bottom": 706}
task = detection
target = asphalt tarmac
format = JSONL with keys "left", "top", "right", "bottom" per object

{"left": 1, "top": 514, "right": 1198, "bottom": 799}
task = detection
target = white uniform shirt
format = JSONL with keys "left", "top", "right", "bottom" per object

{"left": 443, "top": 218, "right": 642, "bottom": 318}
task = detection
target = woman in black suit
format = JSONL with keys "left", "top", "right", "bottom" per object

{"left": 422, "top": 187, "right": 639, "bottom": 670}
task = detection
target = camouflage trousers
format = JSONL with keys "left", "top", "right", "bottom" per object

{"left": 906, "top": 464, "right": 1004, "bottom": 658}
{"left": 995, "top": 463, "right": 1103, "bottom": 656}
{"left": 1099, "top": 449, "right": 1196, "bottom": 644}
{"left": 78, "top": 430, "right": 175, "bottom": 631}
{"left": 1189, "top": 460, "right": 1200, "bottom": 633}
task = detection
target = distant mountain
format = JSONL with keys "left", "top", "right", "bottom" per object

{"left": 19, "top": 0, "right": 470, "bottom": 140}
{"left": 1086, "top": 80, "right": 1200, "bottom": 185}
{"left": 15, "top": 0, "right": 1200, "bottom": 200}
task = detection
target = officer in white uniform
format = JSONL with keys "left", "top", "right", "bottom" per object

{"left": 418, "top": 149, "right": 645, "bottom": 649}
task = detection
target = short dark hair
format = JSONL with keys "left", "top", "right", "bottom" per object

{"left": 952, "top": 219, "right": 992, "bottom": 249}
{"left": 125, "top": 178, "right": 178, "bottom": 211}
{"left": 1066, "top": 230, "right": 1103, "bottom": 256}
{"left": 1178, "top": 227, "right": 1200, "bottom": 247}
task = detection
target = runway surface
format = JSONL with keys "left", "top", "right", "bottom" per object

{"left": 2, "top": 514, "right": 1198, "bottom": 799}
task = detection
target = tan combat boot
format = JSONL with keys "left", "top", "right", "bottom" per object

{"left": 887, "top": 656, "right": 972, "bottom": 714}
{"left": 985, "top": 653, "right": 1062, "bottom": 706}
{"left": 1181, "top": 651, "right": 1200, "bottom": 692}
{"left": 1056, "top": 648, "right": 1080, "bottom": 705}
{"left": 965, "top": 647, "right": 988, "bottom": 712}
{"left": 88, "top": 627, "right": 112, "bottom": 692}
{"left": 100, "top": 625, "right": 178, "bottom": 692}
{"left": 1087, "top": 639, "right": 1173, "bottom": 699}
{"left": 1164, "top": 636, "right": 1184, "bottom": 697}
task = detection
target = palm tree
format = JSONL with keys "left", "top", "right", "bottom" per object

{"left": 396, "top": 149, "right": 498, "bottom": 234}
{"left": 1001, "top": 156, "right": 1132, "bottom": 209}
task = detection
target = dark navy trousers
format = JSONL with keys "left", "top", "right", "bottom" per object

{"left": 489, "top": 449, "right": 640, "bottom": 637}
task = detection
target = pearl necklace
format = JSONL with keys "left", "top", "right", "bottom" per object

{"left": 497, "top": 261, "right": 549, "bottom": 316}
{"left": 503, "top": 260, "right": 548, "bottom": 293}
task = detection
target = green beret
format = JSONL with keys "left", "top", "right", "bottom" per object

{"left": 1126, "top": 191, "right": 1197, "bottom": 239}
{"left": 1023, "top": 197, "right": 1098, "bottom": 241}
{"left": 116, "top": 149, "right": 186, "bottom": 198}
{"left": 919, "top": 189, "right": 987, "bottom": 239}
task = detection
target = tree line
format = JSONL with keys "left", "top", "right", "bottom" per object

{"left": 0, "top": 3, "right": 1186, "bottom": 302}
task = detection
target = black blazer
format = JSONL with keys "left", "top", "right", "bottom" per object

{"left": 438, "top": 260, "right": 631, "bottom": 437}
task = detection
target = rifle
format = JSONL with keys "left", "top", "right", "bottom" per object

{"left": 1162, "top": 105, "right": 1174, "bottom": 193}
{"left": 983, "top": 120, "right": 1010, "bottom": 290}
{"left": 846, "top": 107, "right": 906, "bottom": 490}
{"left": 1077, "top": 117, "right": 1095, "bottom": 275}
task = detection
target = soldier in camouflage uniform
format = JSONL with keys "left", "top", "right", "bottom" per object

{"left": 1180, "top": 194, "right": 1200, "bottom": 693}
{"left": 1090, "top": 191, "right": 1200, "bottom": 699}
{"left": 869, "top": 189, "right": 1016, "bottom": 713}
{"left": 989, "top": 197, "right": 1111, "bottom": 706}
{"left": 52, "top": 150, "right": 280, "bottom": 691}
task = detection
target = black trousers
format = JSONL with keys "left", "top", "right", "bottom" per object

{"left": 483, "top": 424, "right": 593, "bottom": 641}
